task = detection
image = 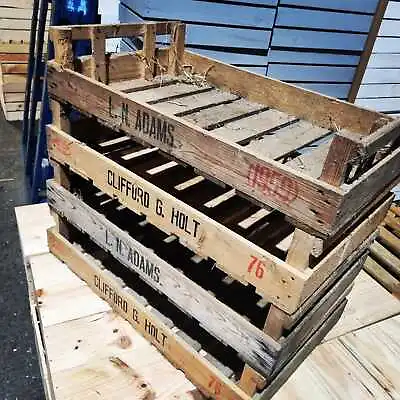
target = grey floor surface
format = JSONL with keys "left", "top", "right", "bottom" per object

{"left": 0, "top": 112, "right": 45, "bottom": 399}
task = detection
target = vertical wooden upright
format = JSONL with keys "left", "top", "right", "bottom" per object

{"left": 143, "top": 23, "right": 156, "bottom": 80}
{"left": 90, "top": 26, "right": 107, "bottom": 84}
{"left": 168, "top": 22, "right": 186, "bottom": 76}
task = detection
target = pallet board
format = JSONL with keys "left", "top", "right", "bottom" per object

{"left": 0, "top": 1, "right": 50, "bottom": 121}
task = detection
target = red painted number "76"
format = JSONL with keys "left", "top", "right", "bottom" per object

{"left": 248, "top": 256, "right": 265, "bottom": 279}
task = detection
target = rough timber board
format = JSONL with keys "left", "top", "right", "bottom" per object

{"left": 325, "top": 270, "right": 400, "bottom": 341}
{"left": 47, "top": 180, "right": 280, "bottom": 377}
{"left": 14, "top": 203, "right": 55, "bottom": 261}
{"left": 47, "top": 228, "right": 251, "bottom": 400}
{"left": 46, "top": 63, "right": 344, "bottom": 237}
{"left": 29, "top": 252, "right": 198, "bottom": 399}
{"left": 47, "top": 125, "right": 392, "bottom": 314}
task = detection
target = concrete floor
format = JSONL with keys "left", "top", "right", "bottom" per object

{"left": 0, "top": 112, "right": 44, "bottom": 399}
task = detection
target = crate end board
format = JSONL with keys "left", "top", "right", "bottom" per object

{"left": 47, "top": 227, "right": 253, "bottom": 400}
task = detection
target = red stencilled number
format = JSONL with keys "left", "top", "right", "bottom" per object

{"left": 208, "top": 376, "right": 222, "bottom": 396}
{"left": 247, "top": 163, "right": 298, "bottom": 204}
{"left": 248, "top": 256, "right": 265, "bottom": 279}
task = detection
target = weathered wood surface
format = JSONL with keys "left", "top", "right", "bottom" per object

{"left": 47, "top": 125, "right": 390, "bottom": 315}
{"left": 15, "top": 203, "right": 400, "bottom": 400}
{"left": 47, "top": 62, "right": 346, "bottom": 237}
{"left": 48, "top": 228, "right": 250, "bottom": 400}
{"left": 47, "top": 180, "right": 280, "bottom": 377}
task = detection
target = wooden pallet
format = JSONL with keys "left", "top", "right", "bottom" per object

{"left": 364, "top": 204, "right": 400, "bottom": 297}
{"left": 15, "top": 202, "right": 400, "bottom": 400}
{"left": 47, "top": 217, "right": 352, "bottom": 400}
{"left": 0, "top": 0, "right": 49, "bottom": 120}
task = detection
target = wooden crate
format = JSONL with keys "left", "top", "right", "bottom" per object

{"left": 46, "top": 165, "right": 386, "bottom": 398}
{"left": 363, "top": 204, "right": 400, "bottom": 297}
{"left": 48, "top": 22, "right": 400, "bottom": 239}
{"left": 47, "top": 183, "right": 363, "bottom": 399}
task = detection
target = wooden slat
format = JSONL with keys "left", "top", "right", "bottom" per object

{"left": 210, "top": 109, "right": 297, "bottom": 144}
{"left": 143, "top": 23, "right": 156, "bottom": 80}
{"left": 50, "top": 22, "right": 174, "bottom": 41}
{"left": 370, "top": 241, "right": 400, "bottom": 279}
{"left": 379, "top": 225, "right": 400, "bottom": 257}
{"left": 109, "top": 75, "right": 176, "bottom": 92}
{"left": 153, "top": 88, "right": 238, "bottom": 115}
{"left": 348, "top": 0, "right": 389, "bottom": 102}
{"left": 168, "top": 22, "right": 185, "bottom": 76}
{"left": 128, "top": 82, "right": 212, "bottom": 104}
{"left": 182, "top": 98, "right": 265, "bottom": 130}
{"left": 90, "top": 27, "right": 107, "bottom": 84}
{"left": 244, "top": 121, "right": 330, "bottom": 160}
{"left": 363, "top": 256, "right": 400, "bottom": 296}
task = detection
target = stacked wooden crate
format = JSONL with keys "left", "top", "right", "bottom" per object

{"left": 45, "top": 22, "right": 400, "bottom": 400}
{"left": 0, "top": 0, "right": 48, "bottom": 121}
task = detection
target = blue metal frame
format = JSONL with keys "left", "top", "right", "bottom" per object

{"left": 25, "top": 0, "right": 99, "bottom": 203}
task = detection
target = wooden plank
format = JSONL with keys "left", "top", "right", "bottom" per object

{"left": 279, "top": 0, "right": 380, "bottom": 13}
{"left": 379, "top": 225, "right": 400, "bottom": 256}
{"left": 325, "top": 270, "right": 400, "bottom": 341}
{"left": 143, "top": 23, "right": 156, "bottom": 80}
{"left": 47, "top": 180, "right": 281, "bottom": 377}
{"left": 14, "top": 203, "right": 55, "bottom": 261}
{"left": 244, "top": 121, "right": 329, "bottom": 160}
{"left": 47, "top": 63, "right": 344, "bottom": 237}
{"left": 90, "top": 27, "right": 107, "bottom": 84}
{"left": 338, "top": 315, "right": 400, "bottom": 398}
{"left": 0, "top": 43, "right": 30, "bottom": 53}
{"left": 121, "top": 0, "right": 276, "bottom": 29}
{"left": 271, "top": 324, "right": 393, "bottom": 400}
{"left": 0, "top": 6, "right": 34, "bottom": 19}
{"left": 182, "top": 51, "right": 392, "bottom": 135}
{"left": 0, "top": 0, "right": 34, "bottom": 8}
{"left": 348, "top": 0, "right": 389, "bottom": 102}
{"left": 210, "top": 109, "right": 297, "bottom": 144}
{"left": 168, "top": 22, "right": 185, "bottom": 76}
{"left": 276, "top": 7, "right": 373, "bottom": 32}
{"left": 50, "top": 22, "right": 174, "bottom": 41}
{"left": 370, "top": 241, "right": 400, "bottom": 279}
{"left": 46, "top": 126, "right": 308, "bottom": 313}
{"left": 0, "top": 18, "right": 34, "bottom": 30}
{"left": 182, "top": 99, "right": 265, "bottom": 130}
{"left": 1, "top": 63, "right": 27, "bottom": 74}
{"left": 0, "top": 53, "right": 29, "bottom": 62}
{"left": 153, "top": 89, "right": 239, "bottom": 116}
{"left": 128, "top": 82, "right": 212, "bottom": 104}
{"left": 47, "top": 228, "right": 251, "bottom": 400}
{"left": 363, "top": 256, "right": 400, "bottom": 296}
